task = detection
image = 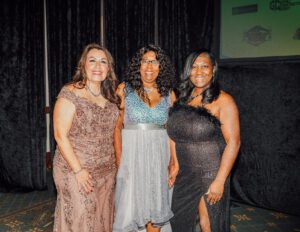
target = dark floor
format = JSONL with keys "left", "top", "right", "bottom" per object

{"left": 0, "top": 176, "right": 299, "bottom": 232}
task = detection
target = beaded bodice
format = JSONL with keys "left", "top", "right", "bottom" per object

{"left": 124, "top": 84, "right": 171, "bottom": 126}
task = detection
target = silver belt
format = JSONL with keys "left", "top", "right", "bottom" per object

{"left": 124, "top": 123, "right": 165, "bottom": 130}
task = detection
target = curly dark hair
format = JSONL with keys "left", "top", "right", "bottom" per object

{"left": 70, "top": 43, "right": 120, "bottom": 107}
{"left": 176, "top": 49, "right": 220, "bottom": 105}
{"left": 125, "top": 44, "right": 176, "bottom": 100}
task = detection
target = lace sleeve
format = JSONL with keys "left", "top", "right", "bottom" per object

{"left": 57, "top": 86, "right": 77, "bottom": 106}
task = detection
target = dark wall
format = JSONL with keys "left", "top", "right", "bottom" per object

{"left": 219, "top": 62, "right": 300, "bottom": 215}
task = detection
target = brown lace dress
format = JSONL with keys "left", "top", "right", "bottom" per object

{"left": 53, "top": 86, "right": 119, "bottom": 232}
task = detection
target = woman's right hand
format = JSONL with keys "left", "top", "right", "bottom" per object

{"left": 75, "top": 169, "right": 94, "bottom": 193}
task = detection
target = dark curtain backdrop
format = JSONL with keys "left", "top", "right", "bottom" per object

{"left": 105, "top": 0, "right": 214, "bottom": 80}
{"left": 219, "top": 62, "right": 300, "bottom": 215}
{"left": 47, "top": 0, "right": 101, "bottom": 154}
{"left": 156, "top": 0, "right": 300, "bottom": 216}
{"left": 0, "top": 0, "right": 46, "bottom": 191}
{"left": 1, "top": 0, "right": 299, "bottom": 215}
{"left": 157, "top": 0, "right": 214, "bottom": 75}
{"left": 104, "top": 0, "right": 155, "bottom": 80}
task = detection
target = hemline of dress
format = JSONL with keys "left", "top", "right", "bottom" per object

{"left": 113, "top": 212, "right": 174, "bottom": 232}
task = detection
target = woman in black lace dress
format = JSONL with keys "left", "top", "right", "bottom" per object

{"left": 167, "top": 50, "right": 240, "bottom": 232}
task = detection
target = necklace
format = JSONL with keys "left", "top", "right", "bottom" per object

{"left": 85, "top": 84, "right": 101, "bottom": 97}
{"left": 189, "top": 89, "right": 203, "bottom": 101}
{"left": 143, "top": 86, "right": 154, "bottom": 94}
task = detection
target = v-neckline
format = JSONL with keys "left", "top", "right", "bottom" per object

{"left": 134, "top": 91, "right": 163, "bottom": 109}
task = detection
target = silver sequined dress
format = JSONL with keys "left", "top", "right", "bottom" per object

{"left": 113, "top": 85, "right": 173, "bottom": 232}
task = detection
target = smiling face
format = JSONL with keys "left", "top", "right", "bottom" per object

{"left": 84, "top": 48, "right": 110, "bottom": 83}
{"left": 139, "top": 51, "right": 160, "bottom": 86}
{"left": 189, "top": 53, "right": 215, "bottom": 91}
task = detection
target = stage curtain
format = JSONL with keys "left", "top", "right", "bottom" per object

{"left": 104, "top": 0, "right": 214, "bottom": 82}
{"left": 47, "top": 0, "right": 101, "bottom": 154}
{"left": 104, "top": 0, "right": 155, "bottom": 80}
{"left": 157, "top": 0, "right": 214, "bottom": 75}
{"left": 219, "top": 61, "right": 300, "bottom": 216}
{"left": 0, "top": 0, "right": 46, "bottom": 191}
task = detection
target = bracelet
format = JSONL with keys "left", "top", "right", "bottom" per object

{"left": 74, "top": 168, "right": 83, "bottom": 175}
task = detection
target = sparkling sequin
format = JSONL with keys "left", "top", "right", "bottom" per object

{"left": 124, "top": 85, "right": 170, "bottom": 125}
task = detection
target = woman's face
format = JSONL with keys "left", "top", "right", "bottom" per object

{"left": 189, "top": 53, "right": 214, "bottom": 90}
{"left": 140, "top": 51, "right": 160, "bottom": 85}
{"left": 84, "top": 48, "right": 110, "bottom": 83}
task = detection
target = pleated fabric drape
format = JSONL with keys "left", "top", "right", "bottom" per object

{"left": 47, "top": 0, "right": 101, "bottom": 154}
{"left": 219, "top": 62, "right": 300, "bottom": 216}
{"left": 104, "top": 0, "right": 155, "bottom": 80}
{"left": 105, "top": 0, "right": 214, "bottom": 79}
{"left": 0, "top": 0, "right": 46, "bottom": 191}
{"left": 157, "top": 0, "right": 214, "bottom": 75}
{"left": 1, "top": 0, "right": 299, "bottom": 217}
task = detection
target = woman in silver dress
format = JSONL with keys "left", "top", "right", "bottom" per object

{"left": 113, "top": 44, "right": 179, "bottom": 232}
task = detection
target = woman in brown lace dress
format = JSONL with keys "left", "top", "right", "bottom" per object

{"left": 53, "top": 44, "right": 120, "bottom": 232}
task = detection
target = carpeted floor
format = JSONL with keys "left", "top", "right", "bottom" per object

{"left": 230, "top": 202, "right": 300, "bottom": 232}
{"left": 0, "top": 187, "right": 299, "bottom": 232}
{"left": 0, "top": 198, "right": 55, "bottom": 232}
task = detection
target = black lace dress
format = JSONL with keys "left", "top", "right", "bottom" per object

{"left": 167, "top": 103, "right": 230, "bottom": 232}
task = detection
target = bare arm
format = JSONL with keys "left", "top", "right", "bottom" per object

{"left": 216, "top": 94, "right": 240, "bottom": 182}
{"left": 207, "top": 93, "right": 240, "bottom": 204}
{"left": 54, "top": 97, "right": 81, "bottom": 171}
{"left": 53, "top": 93, "right": 93, "bottom": 193}
{"left": 168, "top": 91, "right": 179, "bottom": 187}
{"left": 114, "top": 83, "right": 125, "bottom": 169}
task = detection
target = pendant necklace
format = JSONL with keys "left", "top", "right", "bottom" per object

{"left": 143, "top": 86, "right": 154, "bottom": 94}
{"left": 86, "top": 84, "right": 101, "bottom": 97}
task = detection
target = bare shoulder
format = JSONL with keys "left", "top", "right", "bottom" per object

{"left": 64, "top": 83, "right": 85, "bottom": 96}
{"left": 171, "top": 90, "right": 176, "bottom": 104}
{"left": 117, "top": 82, "right": 126, "bottom": 90}
{"left": 56, "top": 84, "right": 76, "bottom": 107}
{"left": 217, "top": 90, "right": 239, "bottom": 114}
{"left": 218, "top": 91, "right": 236, "bottom": 105}
{"left": 116, "top": 82, "right": 126, "bottom": 97}
{"left": 64, "top": 83, "right": 76, "bottom": 91}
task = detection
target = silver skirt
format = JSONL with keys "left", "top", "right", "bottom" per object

{"left": 113, "top": 124, "right": 173, "bottom": 232}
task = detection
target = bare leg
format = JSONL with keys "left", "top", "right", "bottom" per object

{"left": 198, "top": 196, "right": 211, "bottom": 232}
{"left": 146, "top": 222, "right": 161, "bottom": 232}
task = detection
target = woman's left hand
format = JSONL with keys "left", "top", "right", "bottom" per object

{"left": 168, "top": 163, "right": 179, "bottom": 188}
{"left": 206, "top": 179, "right": 225, "bottom": 205}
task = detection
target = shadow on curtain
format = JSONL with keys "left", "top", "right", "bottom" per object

{"left": 0, "top": 0, "right": 46, "bottom": 191}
